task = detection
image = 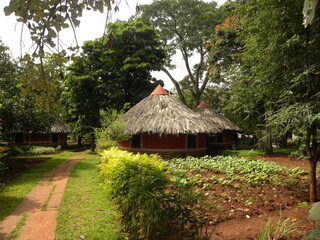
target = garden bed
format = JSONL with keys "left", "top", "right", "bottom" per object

{"left": 166, "top": 155, "right": 314, "bottom": 239}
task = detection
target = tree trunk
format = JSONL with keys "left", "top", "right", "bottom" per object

{"left": 309, "top": 159, "right": 318, "bottom": 203}
{"left": 77, "top": 136, "right": 83, "bottom": 147}
{"left": 160, "top": 66, "right": 187, "bottom": 105}
{"left": 306, "top": 123, "right": 318, "bottom": 203}
{"left": 193, "top": 93, "right": 201, "bottom": 108}
{"left": 265, "top": 125, "right": 273, "bottom": 153}
{"left": 281, "top": 132, "right": 288, "bottom": 148}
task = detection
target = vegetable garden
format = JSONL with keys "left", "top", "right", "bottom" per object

{"left": 99, "top": 148, "right": 315, "bottom": 240}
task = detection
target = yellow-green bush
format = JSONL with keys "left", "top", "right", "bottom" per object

{"left": 99, "top": 147, "right": 169, "bottom": 239}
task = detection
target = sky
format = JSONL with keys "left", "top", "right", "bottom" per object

{"left": 0, "top": 0, "right": 226, "bottom": 90}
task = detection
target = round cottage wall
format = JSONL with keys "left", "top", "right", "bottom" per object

{"left": 119, "top": 133, "right": 207, "bottom": 158}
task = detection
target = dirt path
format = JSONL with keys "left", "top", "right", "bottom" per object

{"left": 0, "top": 152, "right": 89, "bottom": 240}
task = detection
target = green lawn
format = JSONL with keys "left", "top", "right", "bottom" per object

{"left": 0, "top": 151, "right": 76, "bottom": 222}
{"left": 55, "top": 154, "right": 124, "bottom": 240}
{"left": 216, "top": 146, "right": 297, "bottom": 157}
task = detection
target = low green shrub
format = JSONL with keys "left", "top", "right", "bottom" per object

{"left": 8, "top": 146, "right": 25, "bottom": 156}
{"left": 99, "top": 148, "right": 169, "bottom": 239}
{"left": 95, "top": 109, "right": 129, "bottom": 153}
{"left": 305, "top": 202, "right": 320, "bottom": 239}
{"left": 288, "top": 143, "right": 307, "bottom": 160}
{"left": 26, "top": 146, "right": 58, "bottom": 155}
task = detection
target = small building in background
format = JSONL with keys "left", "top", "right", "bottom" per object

{"left": 10, "top": 124, "right": 71, "bottom": 148}
{"left": 118, "top": 85, "right": 220, "bottom": 158}
{"left": 194, "top": 101, "right": 242, "bottom": 150}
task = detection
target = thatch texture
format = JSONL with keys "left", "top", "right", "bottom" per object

{"left": 119, "top": 94, "right": 221, "bottom": 135}
{"left": 194, "top": 103, "right": 242, "bottom": 132}
{"left": 50, "top": 124, "right": 72, "bottom": 133}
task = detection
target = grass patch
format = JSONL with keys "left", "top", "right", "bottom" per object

{"left": 0, "top": 151, "right": 76, "bottom": 223}
{"left": 7, "top": 212, "right": 28, "bottom": 240}
{"left": 41, "top": 185, "right": 56, "bottom": 211}
{"left": 216, "top": 148, "right": 266, "bottom": 157}
{"left": 216, "top": 147, "right": 297, "bottom": 157}
{"left": 55, "top": 154, "right": 124, "bottom": 240}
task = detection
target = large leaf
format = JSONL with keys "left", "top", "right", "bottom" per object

{"left": 305, "top": 225, "right": 320, "bottom": 239}
{"left": 309, "top": 202, "right": 320, "bottom": 220}
{"left": 303, "top": 0, "right": 319, "bottom": 27}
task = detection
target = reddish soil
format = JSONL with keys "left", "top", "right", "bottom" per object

{"left": 206, "top": 154, "right": 317, "bottom": 240}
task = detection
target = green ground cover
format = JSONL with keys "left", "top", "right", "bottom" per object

{"left": 216, "top": 146, "right": 297, "bottom": 157}
{"left": 55, "top": 154, "right": 124, "bottom": 240}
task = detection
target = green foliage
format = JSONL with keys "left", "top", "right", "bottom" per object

{"left": 4, "top": 0, "right": 114, "bottom": 59}
{"left": 0, "top": 116, "right": 8, "bottom": 174}
{"left": 99, "top": 148, "right": 168, "bottom": 239}
{"left": 95, "top": 109, "right": 129, "bottom": 153}
{"left": 217, "top": 148, "right": 266, "bottom": 157}
{"left": 303, "top": 0, "right": 319, "bottom": 27}
{"left": 258, "top": 217, "right": 300, "bottom": 240}
{"left": 64, "top": 18, "right": 164, "bottom": 146}
{"left": 305, "top": 202, "right": 320, "bottom": 238}
{"left": 308, "top": 202, "right": 320, "bottom": 220}
{"left": 289, "top": 144, "right": 308, "bottom": 160}
{"left": 167, "top": 155, "right": 307, "bottom": 187}
{"left": 26, "top": 146, "right": 59, "bottom": 155}
{"left": 99, "top": 148, "right": 214, "bottom": 239}
{"left": 0, "top": 46, "right": 67, "bottom": 136}
{"left": 140, "top": 0, "right": 221, "bottom": 106}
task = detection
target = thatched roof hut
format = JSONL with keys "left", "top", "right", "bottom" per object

{"left": 119, "top": 85, "right": 220, "bottom": 136}
{"left": 118, "top": 85, "right": 220, "bottom": 158}
{"left": 195, "top": 101, "right": 242, "bottom": 132}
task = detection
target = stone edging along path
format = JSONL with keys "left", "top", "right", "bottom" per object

{"left": 0, "top": 152, "right": 89, "bottom": 240}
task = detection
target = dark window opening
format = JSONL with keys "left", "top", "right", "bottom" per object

{"left": 51, "top": 133, "right": 58, "bottom": 143}
{"left": 187, "top": 135, "right": 197, "bottom": 149}
{"left": 132, "top": 134, "right": 141, "bottom": 148}
{"left": 208, "top": 135, "right": 216, "bottom": 144}
{"left": 217, "top": 133, "right": 224, "bottom": 143}
{"left": 15, "top": 133, "right": 24, "bottom": 143}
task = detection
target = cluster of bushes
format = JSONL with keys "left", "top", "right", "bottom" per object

{"left": 8, "top": 145, "right": 62, "bottom": 156}
{"left": 99, "top": 148, "right": 212, "bottom": 240}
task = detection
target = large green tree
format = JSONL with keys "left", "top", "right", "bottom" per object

{"left": 63, "top": 18, "right": 165, "bottom": 149}
{"left": 0, "top": 42, "right": 67, "bottom": 137}
{"left": 140, "top": 0, "right": 221, "bottom": 107}
{"left": 227, "top": 0, "right": 320, "bottom": 202}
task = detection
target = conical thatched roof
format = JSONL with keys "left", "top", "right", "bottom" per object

{"left": 119, "top": 85, "right": 220, "bottom": 135}
{"left": 195, "top": 101, "right": 242, "bottom": 132}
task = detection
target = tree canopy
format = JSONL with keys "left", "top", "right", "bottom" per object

{"left": 212, "top": 0, "right": 320, "bottom": 202}
{"left": 0, "top": 41, "right": 66, "bottom": 137}
{"left": 140, "top": 0, "right": 221, "bottom": 107}
{"left": 63, "top": 18, "right": 165, "bottom": 148}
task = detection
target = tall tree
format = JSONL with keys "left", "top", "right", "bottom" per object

{"left": 140, "top": 0, "right": 220, "bottom": 107}
{"left": 63, "top": 18, "right": 165, "bottom": 149}
{"left": 0, "top": 42, "right": 67, "bottom": 137}
{"left": 232, "top": 0, "right": 320, "bottom": 202}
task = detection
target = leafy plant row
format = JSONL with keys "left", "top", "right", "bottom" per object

{"left": 167, "top": 155, "right": 307, "bottom": 186}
